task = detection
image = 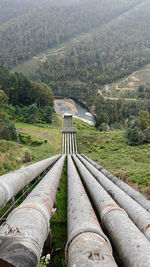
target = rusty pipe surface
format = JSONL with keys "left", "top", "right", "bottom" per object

{"left": 77, "top": 154, "right": 150, "bottom": 241}
{"left": 67, "top": 155, "right": 117, "bottom": 267}
{"left": 0, "top": 154, "right": 61, "bottom": 210}
{"left": 68, "top": 233, "right": 117, "bottom": 267}
{"left": 72, "top": 155, "right": 150, "bottom": 267}
{"left": 0, "top": 155, "right": 65, "bottom": 267}
{"left": 81, "top": 154, "right": 150, "bottom": 212}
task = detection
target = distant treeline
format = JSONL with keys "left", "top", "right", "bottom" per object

{"left": 1, "top": 0, "right": 150, "bottom": 131}
{"left": 32, "top": 0, "right": 150, "bottom": 96}
{"left": 28, "top": 0, "right": 150, "bottom": 127}
{"left": 0, "top": 65, "right": 54, "bottom": 108}
{"left": 0, "top": 0, "right": 142, "bottom": 67}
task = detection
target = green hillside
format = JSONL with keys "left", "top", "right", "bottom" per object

{"left": 101, "top": 63, "right": 150, "bottom": 99}
{"left": 12, "top": 1, "right": 150, "bottom": 105}
{"left": 0, "top": 115, "right": 62, "bottom": 176}
{"left": 0, "top": 0, "right": 143, "bottom": 68}
{"left": 30, "top": 0, "right": 150, "bottom": 96}
{"left": 1, "top": 118, "right": 149, "bottom": 197}
{"left": 0, "top": 1, "right": 150, "bottom": 265}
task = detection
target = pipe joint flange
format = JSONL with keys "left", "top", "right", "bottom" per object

{"left": 7, "top": 202, "right": 50, "bottom": 236}
{"left": 0, "top": 181, "right": 13, "bottom": 206}
{"left": 65, "top": 231, "right": 111, "bottom": 263}
{"left": 101, "top": 204, "right": 127, "bottom": 225}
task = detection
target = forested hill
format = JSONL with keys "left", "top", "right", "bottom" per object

{"left": 0, "top": 0, "right": 143, "bottom": 67}
{"left": 30, "top": 0, "right": 150, "bottom": 97}
{"left": 0, "top": 0, "right": 53, "bottom": 26}
{"left": 0, "top": 0, "right": 78, "bottom": 26}
{"left": 0, "top": 0, "right": 74, "bottom": 26}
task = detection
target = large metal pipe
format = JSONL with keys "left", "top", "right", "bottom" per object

{"left": 0, "top": 155, "right": 66, "bottom": 267}
{"left": 78, "top": 155, "right": 150, "bottom": 241}
{"left": 62, "top": 133, "right": 64, "bottom": 154}
{"left": 72, "top": 155, "right": 150, "bottom": 267}
{"left": 77, "top": 154, "right": 150, "bottom": 241}
{"left": 67, "top": 133, "right": 69, "bottom": 154}
{"left": 81, "top": 154, "right": 150, "bottom": 212}
{"left": 74, "top": 133, "right": 77, "bottom": 154}
{"left": 69, "top": 134, "right": 72, "bottom": 154}
{"left": 0, "top": 154, "right": 61, "bottom": 210}
{"left": 67, "top": 155, "right": 117, "bottom": 267}
{"left": 64, "top": 133, "right": 67, "bottom": 154}
{"left": 72, "top": 133, "right": 75, "bottom": 154}
{"left": 68, "top": 134, "right": 70, "bottom": 154}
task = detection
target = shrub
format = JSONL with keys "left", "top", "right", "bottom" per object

{"left": 25, "top": 104, "right": 39, "bottom": 124}
{"left": 97, "top": 122, "right": 109, "bottom": 131}
{"left": 126, "top": 114, "right": 150, "bottom": 145}
{"left": 126, "top": 126, "right": 144, "bottom": 145}
{"left": 0, "top": 119, "right": 17, "bottom": 141}
{"left": 138, "top": 111, "right": 150, "bottom": 130}
{"left": 96, "top": 113, "right": 109, "bottom": 129}
{"left": 18, "top": 132, "right": 47, "bottom": 146}
{"left": 18, "top": 133, "right": 31, "bottom": 144}
{"left": 44, "top": 106, "right": 53, "bottom": 124}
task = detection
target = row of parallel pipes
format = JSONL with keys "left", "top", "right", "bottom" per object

{"left": 81, "top": 154, "right": 150, "bottom": 212}
{"left": 0, "top": 155, "right": 66, "bottom": 266}
{"left": 0, "top": 154, "right": 60, "bottom": 211}
{"left": 62, "top": 114, "right": 77, "bottom": 154}
{"left": 62, "top": 132, "right": 77, "bottom": 154}
{"left": 67, "top": 155, "right": 117, "bottom": 266}
{"left": 1, "top": 114, "right": 150, "bottom": 266}
{"left": 72, "top": 155, "right": 150, "bottom": 267}
{"left": 1, "top": 152, "right": 150, "bottom": 267}
{"left": 77, "top": 154, "right": 150, "bottom": 241}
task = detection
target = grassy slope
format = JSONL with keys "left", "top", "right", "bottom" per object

{"left": 1, "top": 116, "right": 149, "bottom": 197}
{"left": 0, "top": 114, "right": 62, "bottom": 175}
{"left": 102, "top": 63, "right": 150, "bottom": 99}
{"left": 74, "top": 119, "right": 150, "bottom": 199}
{"left": 1, "top": 116, "right": 150, "bottom": 266}
{"left": 0, "top": 115, "right": 67, "bottom": 267}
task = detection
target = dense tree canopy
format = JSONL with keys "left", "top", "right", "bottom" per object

{"left": 31, "top": 0, "right": 150, "bottom": 98}
{"left": 0, "top": 0, "right": 143, "bottom": 67}
{"left": 0, "top": 66, "right": 54, "bottom": 108}
{"left": 0, "top": 90, "right": 8, "bottom": 104}
{"left": 1, "top": 0, "right": 150, "bottom": 130}
{"left": 31, "top": 81, "right": 54, "bottom": 108}
{"left": 126, "top": 112, "right": 150, "bottom": 145}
